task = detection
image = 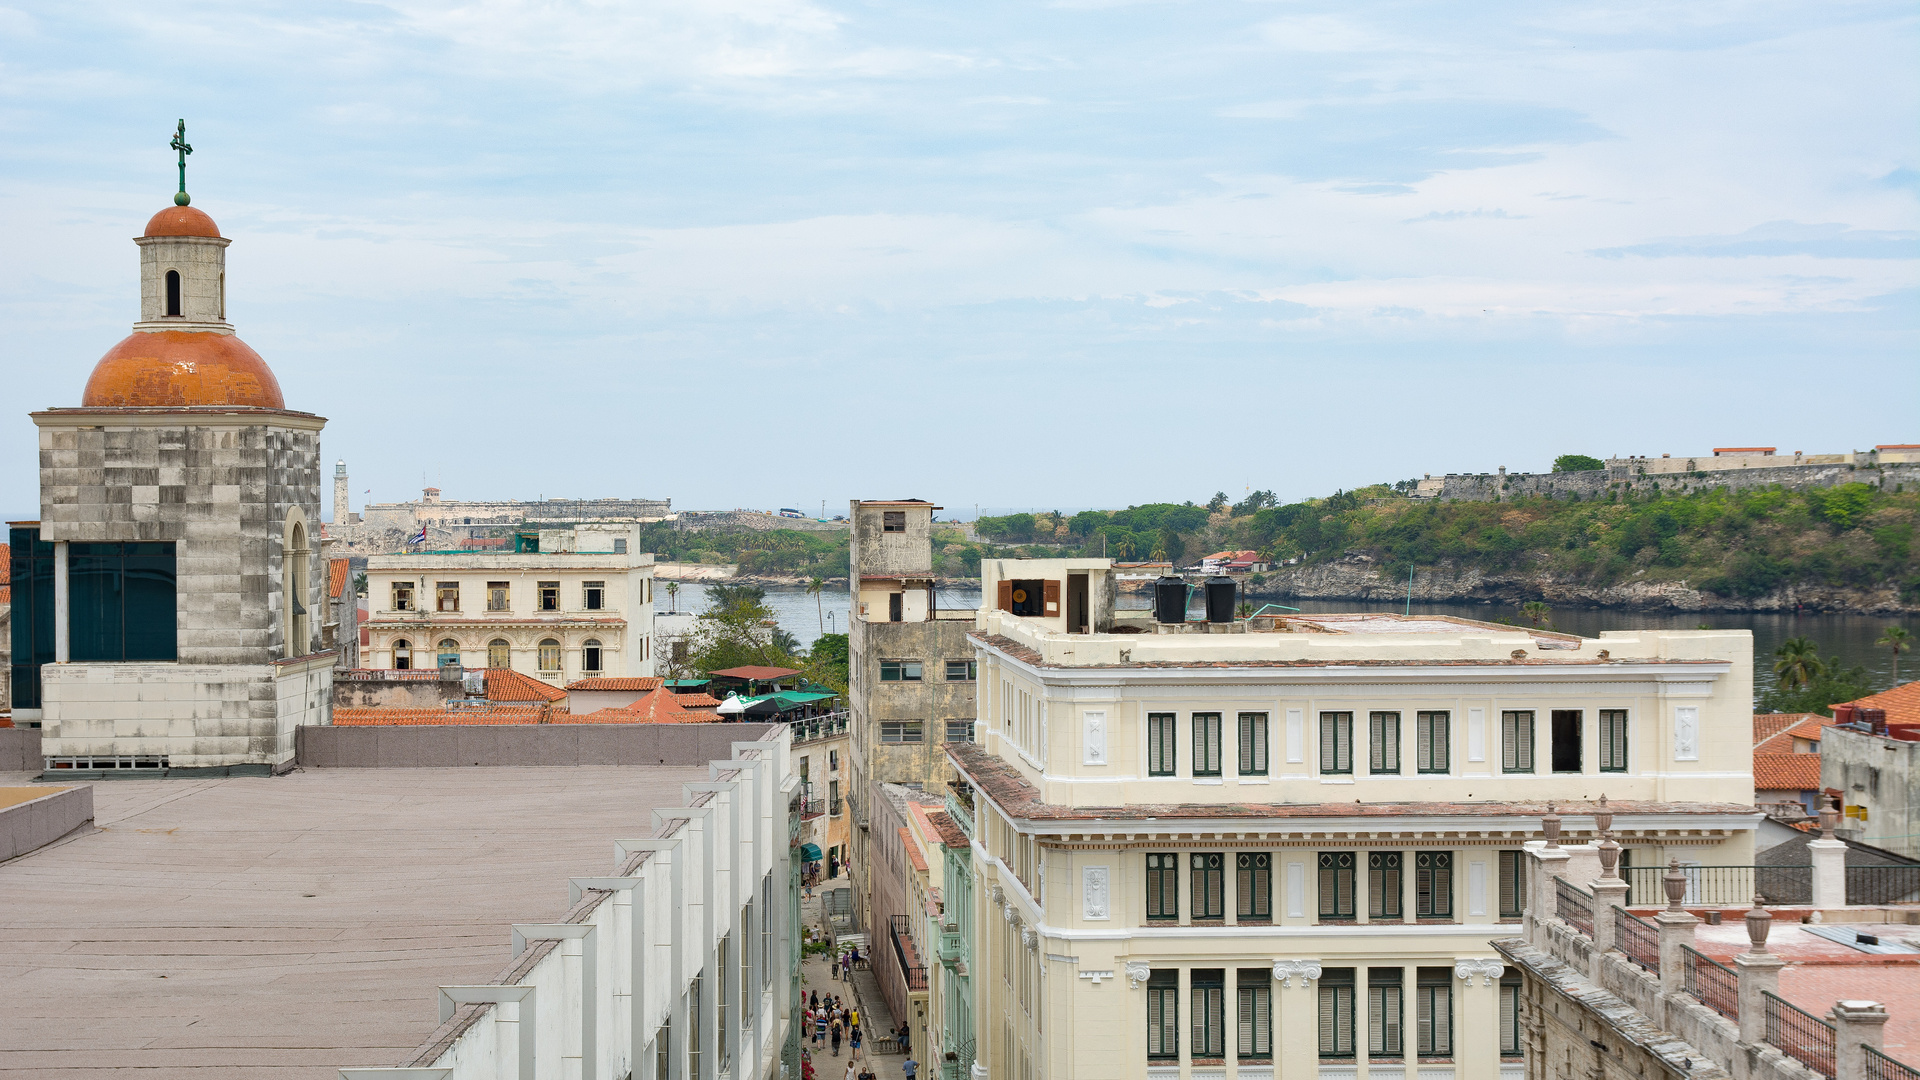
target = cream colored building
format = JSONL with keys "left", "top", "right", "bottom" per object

{"left": 362, "top": 523, "right": 655, "bottom": 686}
{"left": 949, "top": 558, "right": 1758, "bottom": 1080}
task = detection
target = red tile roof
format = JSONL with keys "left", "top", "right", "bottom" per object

{"left": 328, "top": 558, "right": 351, "bottom": 600}
{"left": 565, "top": 677, "right": 665, "bottom": 692}
{"left": 709, "top": 665, "right": 803, "bottom": 680}
{"left": 899, "top": 827, "right": 929, "bottom": 873}
{"left": 0, "top": 542, "right": 9, "bottom": 604}
{"left": 675, "top": 693, "right": 723, "bottom": 709}
{"left": 1754, "top": 753, "right": 1823, "bottom": 792}
{"left": 926, "top": 810, "right": 970, "bottom": 850}
{"left": 1754, "top": 712, "right": 1811, "bottom": 747}
{"left": 1754, "top": 713, "right": 1833, "bottom": 753}
{"left": 1843, "top": 681, "right": 1920, "bottom": 726}
{"left": 485, "top": 667, "right": 569, "bottom": 703}
{"left": 556, "top": 688, "right": 712, "bottom": 724}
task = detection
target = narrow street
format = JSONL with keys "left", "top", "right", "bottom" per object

{"left": 799, "top": 870, "right": 923, "bottom": 1080}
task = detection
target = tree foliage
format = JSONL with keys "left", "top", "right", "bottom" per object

{"left": 1553, "top": 454, "right": 1606, "bottom": 473}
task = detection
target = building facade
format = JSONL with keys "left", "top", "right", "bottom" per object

{"left": 10, "top": 198, "right": 333, "bottom": 770}
{"left": 848, "top": 499, "right": 980, "bottom": 932}
{"left": 946, "top": 560, "right": 1759, "bottom": 1080}
{"left": 361, "top": 523, "right": 656, "bottom": 686}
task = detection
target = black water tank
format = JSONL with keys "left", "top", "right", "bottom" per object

{"left": 1204, "top": 576, "right": 1237, "bottom": 623}
{"left": 1153, "top": 577, "right": 1188, "bottom": 624}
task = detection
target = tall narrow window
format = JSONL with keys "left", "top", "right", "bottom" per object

{"left": 436, "top": 580, "right": 460, "bottom": 612}
{"left": 1501, "top": 710, "right": 1535, "bottom": 773}
{"left": 1498, "top": 850, "right": 1528, "bottom": 918}
{"left": 487, "top": 581, "right": 511, "bottom": 611}
{"left": 584, "top": 580, "right": 605, "bottom": 611}
{"left": 1148, "top": 713, "right": 1177, "bottom": 776}
{"left": 1318, "top": 852, "right": 1356, "bottom": 919}
{"left": 582, "top": 638, "right": 603, "bottom": 673}
{"left": 1368, "top": 852, "right": 1403, "bottom": 919}
{"left": 1369, "top": 711, "right": 1401, "bottom": 773}
{"left": 165, "top": 269, "right": 181, "bottom": 316}
{"left": 1416, "top": 968, "right": 1453, "bottom": 1056}
{"left": 537, "top": 638, "right": 561, "bottom": 671}
{"left": 392, "top": 638, "right": 411, "bottom": 670}
{"left": 1147, "top": 971, "right": 1179, "bottom": 1059}
{"left": 391, "top": 581, "right": 414, "bottom": 611}
{"left": 1146, "top": 853, "right": 1178, "bottom": 920}
{"left": 1599, "top": 709, "right": 1629, "bottom": 772}
{"left": 488, "top": 638, "right": 511, "bottom": 668}
{"left": 1236, "top": 853, "right": 1271, "bottom": 920}
{"left": 1191, "top": 853, "right": 1225, "bottom": 919}
{"left": 1417, "top": 711, "right": 1451, "bottom": 773}
{"left": 1318, "top": 969, "right": 1356, "bottom": 1058}
{"left": 1551, "top": 709, "right": 1583, "bottom": 773}
{"left": 538, "top": 581, "right": 560, "bottom": 611}
{"left": 717, "top": 934, "right": 731, "bottom": 1073}
{"left": 1499, "top": 969, "right": 1522, "bottom": 1055}
{"left": 1416, "top": 851, "right": 1453, "bottom": 918}
{"left": 687, "top": 977, "right": 702, "bottom": 1080}
{"left": 1320, "top": 712, "right": 1353, "bottom": 774}
{"left": 1193, "top": 713, "right": 1223, "bottom": 777}
{"left": 286, "top": 522, "right": 310, "bottom": 652}
{"left": 1236, "top": 969, "right": 1272, "bottom": 1059}
{"left": 889, "top": 593, "right": 903, "bottom": 622}
{"left": 1191, "top": 970, "right": 1226, "bottom": 1060}
{"left": 1368, "top": 969, "right": 1403, "bottom": 1057}
{"left": 1237, "top": 712, "right": 1268, "bottom": 775}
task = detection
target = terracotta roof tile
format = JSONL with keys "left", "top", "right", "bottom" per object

{"left": 1755, "top": 713, "right": 1834, "bottom": 753}
{"left": 565, "top": 677, "right": 665, "bottom": 692}
{"left": 943, "top": 740, "right": 1756, "bottom": 824}
{"left": 1754, "top": 753, "right": 1823, "bottom": 792}
{"left": 675, "top": 693, "right": 722, "bottom": 709}
{"left": 926, "top": 810, "right": 971, "bottom": 850}
{"left": 329, "top": 558, "right": 351, "bottom": 600}
{"left": 1755, "top": 712, "right": 1812, "bottom": 747}
{"left": 484, "top": 667, "right": 569, "bottom": 703}
{"left": 1843, "top": 681, "right": 1920, "bottom": 726}
{"left": 555, "top": 688, "right": 712, "bottom": 724}
{"left": 900, "top": 827, "right": 929, "bottom": 872}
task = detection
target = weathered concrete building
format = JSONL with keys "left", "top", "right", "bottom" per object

{"left": 848, "top": 499, "right": 979, "bottom": 932}
{"left": 9, "top": 198, "right": 333, "bottom": 771}
{"left": 326, "top": 483, "right": 671, "bottom": 555}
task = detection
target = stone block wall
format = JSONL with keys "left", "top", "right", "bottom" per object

{"left": 1424, "top": 461, "right": 1920, "bottom": 503}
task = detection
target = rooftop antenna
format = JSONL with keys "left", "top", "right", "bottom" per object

{"left": 169, "top": 119, "right": 192, "bottom": 206}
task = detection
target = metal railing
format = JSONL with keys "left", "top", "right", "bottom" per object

{"left": 1614, "top": 905, "right": 1659, "bottom": 972}
{"left": 1557, "top": 878, "right": 1594, "bottom": 936}
{"left": 890, "top": 914, "right": 929, "bottom": 992}
{"left": 1764, "top": 991, "right": 1837, "bottom": 1078}
{"left": 1866, "top": 1045, "right": 1920, "bottom": 1080}
{"left": 799, "top": 800, "right": 825, "bottom": 818}
{"left": 790, "top": 713, "right": 851, "bottom": 743}
{"left": 1681, "top": 945, "right": 1739, "bottom": 1021}
{"left": 1847, "top": 865, "right": 1920, "bottom": 905}
{"left": 1625, "top": 865, "right": 1811, "bottom": 906}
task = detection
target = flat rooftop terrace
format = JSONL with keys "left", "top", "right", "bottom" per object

{"left": 0, "top": 765, "right": 706, "bottom": 1079}
{"left": 1686, "top": 917, "right": 1920, "bottom": 1059}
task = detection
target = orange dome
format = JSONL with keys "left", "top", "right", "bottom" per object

{"left": 143, "top": 205, "right": 222, "bottom": 239}
{"left": 82, "top": 330, "right": 285, "bottom": 409}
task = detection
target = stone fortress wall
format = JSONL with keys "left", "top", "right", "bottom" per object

{"left": 1415, "top": 445, "right": 1920, "bottom": 502}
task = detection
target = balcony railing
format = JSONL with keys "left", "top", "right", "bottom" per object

{"left": 1847, "top": 865, "right": 1920, "bottom": 905}
{"left": 1614, "top": 905, "right": 1659, "bottom": 972}
{"left": 1625, "top": 865, "right": 1811, "bottom": 906}
{"left": 1681, "top": 945, "right": 1739, "bottom": 1021}
{"left": 890, "top": 914, "right": 929, "bottom": 992}
{"left": 790, "top": 712, "right": 851, "bottom": 744}
{"left": 1764, "top": 990, "right": 1836, "bottom": 1078}
{"left": 1557, "top": 878, "right": 1594, "bottom": 936}
{"left": 799, "top": 800, "right": 825, "bottom": 818}
{"left": 1867, "top": 1046, "right": 1920, "bottom": 1080}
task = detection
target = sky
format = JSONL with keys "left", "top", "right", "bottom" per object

{"left": 2, "top": 0, "right": 1915, "bottom": 521}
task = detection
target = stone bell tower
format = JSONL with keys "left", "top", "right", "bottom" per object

{"left": 10, "top": 126, "right": 333, "bottom": 774}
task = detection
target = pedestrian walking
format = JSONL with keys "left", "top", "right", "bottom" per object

{"left": 849, "top": 1025, "right": 861, "bottom": 1058}
{"left": 903, "top": 1055, "right": 919, "bottom": 1080}
{"left": 850, "top": 1007, "right": 859, "bottom": 1029}
{"left": 815, "top": 1011, "right": 827, "bottom": 1046}
{"left": 810, "top": 990, "right": 819, "bottom": 1011}
{"left": 843, "top": 1059, "right": 858, "bottom": 1080}
{"left": 830, "top": 1022, "right": 842, "bottom": 1057}
{"left": 898, "top": 1022, "right": 910, "bottom": 1054}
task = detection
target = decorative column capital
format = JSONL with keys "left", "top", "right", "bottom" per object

{"left": 1124, "top": 960, "right": 1152, "bottom": 989}
{"left": 1454, "top": 958, "right": 1505, "bottom": 986}
{"left": 1272, "top": 959, "right": 1322, "bottom": 987}
{"left": 1019, "top": 926, "right": 1037, "bottom": 950}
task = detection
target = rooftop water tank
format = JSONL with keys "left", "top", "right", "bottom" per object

{"left": 1153, "top": 577, "right": 1187, "bottom": 625}
{"left": 1204, "top": 576, "right": 1237, "bottom": 623}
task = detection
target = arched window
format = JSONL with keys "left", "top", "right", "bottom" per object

{"left": 392, "top": 639, "right": 412, "bottom": 670}
{"left": 537, "top": 638, "right": 561, "bottom": 672}
{"left": 437, "top": 638, "right": 461, "bottom": 668}
{"left": 165, "top": 270, "right": 182, "bottom": 317}
{"left": 284, "top": 517, "right": 310, "bottom": 654}
{"left": 582, "top": 638, "right": 603, "bottom": 673}
{"left": 488, "top": 639, "right": 511, "bottom": 669}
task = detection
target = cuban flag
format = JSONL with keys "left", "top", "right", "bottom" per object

{"left": 408, "top": 527, "right": 428, "bottom": 546}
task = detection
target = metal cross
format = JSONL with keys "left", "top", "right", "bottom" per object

{"left": 169, "top": 119, "right": 192, "bottom": 205}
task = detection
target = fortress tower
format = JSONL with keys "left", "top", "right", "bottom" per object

{"left": 8, "top": 159, "right": 333, "bottom": 773}
{"left": 334, "top": 459, "right": 349, "bottom": 523}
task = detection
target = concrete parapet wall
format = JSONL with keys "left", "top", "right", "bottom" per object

{"left": 0, "top": 785, "right": 93, "bottom": 862}
{"left": 1425, "top": 461, "right": 1920, "bottom": 502}
{"left": 295, "top": 720, "right": 777, "bottom": 768}
{"left": 0, "top": 728, "right": 40, "bottom": 771}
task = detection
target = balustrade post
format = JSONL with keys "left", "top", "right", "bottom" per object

{"left": 1736, "top": 899, "right": 1783, "bottom": 1047}
{"left": 1532, "top": 846, "right": 1570, "bottom": 949}
{"left": 1592, "top": 799, "right": 1627, "bottom": 983}
{"left": 1831, "top": 1000, "right": 1889, "bottom": 1080}
{"left": 1812, "top": 795, "right": 1849, "bottom": 909}
{"left": 1655, "top": 860, "right": 1697, "bottom": 1000}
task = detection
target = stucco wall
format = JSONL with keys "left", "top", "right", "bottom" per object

{"left": 295, "top": 720, "right": 775, "bottom": 768}
{"left": 1822, "top": 725, "right": 1920, "bottom": 859}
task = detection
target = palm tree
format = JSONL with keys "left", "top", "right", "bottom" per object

{"left": 806, "top": 576, "right": 827, "bottom": 634}
{"left": 663, "top": 580, "right": 679, "bottom": 613}
{"left": 1878, "top": 626, "right": 1912, "bottom": 682}
{"left": 1521, "top": 601, "right": 1551, "bottom": 627}
{"left": 1773, "top": 636, "right": 1827, "bottom": 691}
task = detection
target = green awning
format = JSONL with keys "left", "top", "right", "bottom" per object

{"left": 800, "top": 843, "right": 823, "bottom": 861}
{"left": 774, "top": 691, "right": 838, "bottom": 706}
{"left": 665, "top": 679, "right": 711, "bottom": 689}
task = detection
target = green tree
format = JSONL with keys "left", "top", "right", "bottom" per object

{"left": 806, "top": 576, "right": 827, "bottom": 634}
{"left": 1772, "top": 637, "right": 1827, "bottom": 691}
{"left": 1553, "top": 454, "right": 1606, "bottom": 473}
{"left": 1521, "top": 600, "right": 1551, "bottom": 627}
{"left": 686, "top": 584, "right": 799, "bottom": 675}
{"left": 806, "top": 633, "right": 850, "bottom": 694}
{"left": 1878, "top": 626, "right": 1912, "bottom": 682}
{"left": 1760, "top": 654, "right": 1875, "bottom": 715}
{"left": 1207, "top": 491, "right": 1229, "bottom": 513}
{"left": 663, "top": 580, "right": 679, "bottom": 612}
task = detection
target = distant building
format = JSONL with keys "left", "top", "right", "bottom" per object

{"left": 1605, "top": 445, "right": 1919, "bottom": 476}
{"left": 1820, "top": 686, "right": 1920, "bottom": 857}
{"left": 361, "top": 522, "right": 656, "bottom": 687}
{"left": 324, "top": 482, "right": 671, "bottom": 555}
{"left": 1752, "top": 712, "right": 1831, "bottom": 815}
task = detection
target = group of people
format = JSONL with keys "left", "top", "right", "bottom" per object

{"left": 803, "top": 991, "right": 876, "bottom": 1080}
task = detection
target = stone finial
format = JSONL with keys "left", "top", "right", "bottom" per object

{"left": 1542, "top": 804, "right": 1562, "bottom": 849}
{"left": 1745, "top": 896, "right": 1773, "bottom": 953}
{"left": 1663, "top": 859, "right": 1689, "bottom": 911}
{"left": 1820, "top": 794, "right": 1841, "bottom": 838}
{"left": 1595, "top": 795, "right": 1621, "bottom": 879}
{"left": 1594, "top": 794, "right": 1613, "bottom": 836}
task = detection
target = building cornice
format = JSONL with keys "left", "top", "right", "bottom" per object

{"left": 31, "top": 407, "right": 327, "bottom": 431}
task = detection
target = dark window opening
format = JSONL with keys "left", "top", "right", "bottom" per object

{"left": 1146, "top": 853, "right": 1178, "bottom": 920}
{"left": 165, "top": 269, "right": 181, "bottom": 317}
{"left": 1191, "top": 853, "right": 1225, "bottom": 919}
{"left": 1008, "top": 578, "right": 1046, "bottom": 617}
{"left": 584, "top": 581, "right": 605, "bottom": 610}
{"left": 888, "top": 592, "right": 903, "bottom": 622}
{"left": 1551, "top": 709, "right": 1582, "bottom": 773}
{"left": 882, "top": 511, "right": 906, "bottom": 532}
{"left": 69, "top": 542, "right": 178, "bottom": 662}
{"left": 9, "top": 527, "right": 56, "bottom": 710}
